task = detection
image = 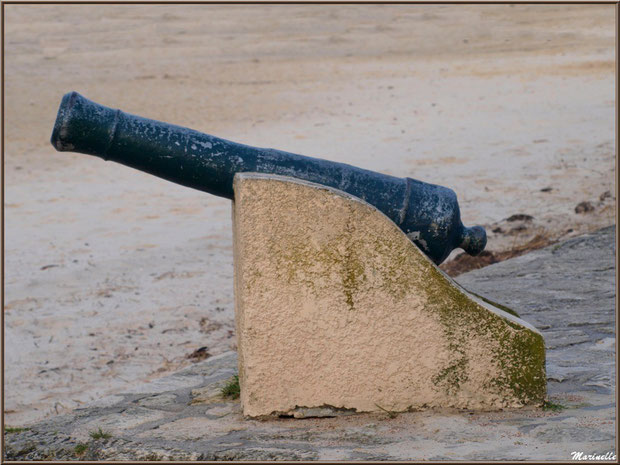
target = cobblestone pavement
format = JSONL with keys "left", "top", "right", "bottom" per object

{"left": 3, "top": 227, "right": 615, "bottom": 461}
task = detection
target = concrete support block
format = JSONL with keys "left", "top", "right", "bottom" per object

{"left": 232, "top": 173, "right": 546, "bottom": 418}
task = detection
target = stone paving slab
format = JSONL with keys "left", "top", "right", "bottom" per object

{"left": 3, "top": 227, "right": 616, "bottom": 461}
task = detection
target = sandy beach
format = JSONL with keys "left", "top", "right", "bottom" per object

{"left": 3, "top": 4, "right": 616, "bottom": 426}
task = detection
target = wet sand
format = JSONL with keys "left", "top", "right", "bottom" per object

{"left": 3, "top": 4, "right": 615, "bottom": 425}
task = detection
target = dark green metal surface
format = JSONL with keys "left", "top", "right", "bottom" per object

{"left": 51, "top": 91, "right": 486, "bottom": 265}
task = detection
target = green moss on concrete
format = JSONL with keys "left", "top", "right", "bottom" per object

{"left": 370, "top": 234, "right": 418, "bottom": 302}
{"left": 270, "top": 219, "right": 368, "bottom": 310}
{"left": 465, "top": 290, "right": 521, "bottom": 318}
{"left": 431, "top": 356, "right": 470, "bottom": 395}
{"left": 489, "top": 328, "right": 546, "bottom": 404}
{"left": 341, "top": 246, "right": 367, "bottom": 310}
{"left": 417, "top": 255, "right": 546, "bottom": 404}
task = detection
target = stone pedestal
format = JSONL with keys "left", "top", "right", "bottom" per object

{"left": 232, "top": 173, "right": 546, "bottom": 418}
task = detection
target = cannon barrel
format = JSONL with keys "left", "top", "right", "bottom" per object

{"left": 51, "top": 91, "right": 486, "bottom": 264}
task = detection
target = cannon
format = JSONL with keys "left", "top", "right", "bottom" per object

{"left": 51, "top": 91, "right": 486, "bottom": 264}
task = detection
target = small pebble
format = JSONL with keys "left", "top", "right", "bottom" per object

{"left": 575, "top": 201, "right": 595, "bottom": 214}
{"left": 506, "top": 214, "right": 534, "bottom": 222}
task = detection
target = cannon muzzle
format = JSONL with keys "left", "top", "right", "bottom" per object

{"left": 51, "top": 91, "right": 486, "bottom": 264}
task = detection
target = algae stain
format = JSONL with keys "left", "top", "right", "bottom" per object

{"left": 465, "top": 290, "right": 521, "bottom": 318}
{"left": 341, "top": 253, "right": 365, "bottom": 310}
{"left": 432, "top": 355, "right": 469, "bottom": 395}
{"left": 341, "top": 217, "right": 367, "bottom": 310}
{"left": 270, "top": 213, "right": 368, "bottom": 310}
{"left": 489, "top": 329, "right": 546, "bottom": 404}
{"left": 419, "top": 259, "right": 545, "bottom": 403}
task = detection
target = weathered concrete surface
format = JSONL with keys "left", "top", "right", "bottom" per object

{"left": 232, "top": 173, "right": 545, "bottom": 417}
{"left": 4, "top": 226, "right": 615, "bottom": 461}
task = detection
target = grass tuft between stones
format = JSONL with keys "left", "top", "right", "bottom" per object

{"left": 542, "top": 400, "right": 566, "bottom": 412}
{"left": 89, "top": 427, "right": 112, "bottom": 439}
{"left": 74, "top": 443, "right": 89, "bottom": 457}
{"left": 221, "top": 375, "right": 240, "bottom": 399}
{"left": 4, "top": 426, "right": 30, "bottom": 433}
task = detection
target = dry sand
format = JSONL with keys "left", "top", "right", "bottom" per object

{"left": 3, "top": 4, "right": 616, "bottom": 426}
